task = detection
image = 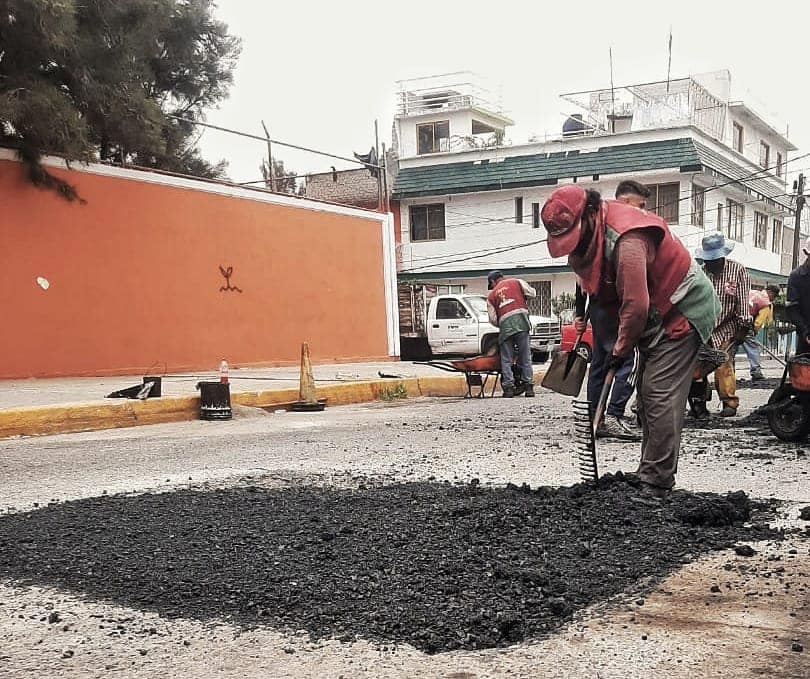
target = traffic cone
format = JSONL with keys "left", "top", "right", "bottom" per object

{"left": 291, "top": 342, "right": 325, "bottom": 412}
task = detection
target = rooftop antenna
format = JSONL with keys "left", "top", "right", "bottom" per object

{"left": 609, "top": 47, "right": 616, "bottom": 133}
{"left": 666, "top": 27, "right": 673, "bottom": 93}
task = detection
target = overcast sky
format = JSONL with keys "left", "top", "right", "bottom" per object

{"left": 199, "top": 1, "right": 809, "bottom": 184}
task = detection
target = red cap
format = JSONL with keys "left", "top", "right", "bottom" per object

{"left": 541, "top": 185, "right": 588, "bottom": 258}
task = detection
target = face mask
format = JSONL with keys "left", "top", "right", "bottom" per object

{"left": 705, "top": 259, "right": 724, "bottom": 275}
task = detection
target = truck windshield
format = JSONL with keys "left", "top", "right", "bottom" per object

{"left": 464, "top": 296, "right": 488, "bottom": 315}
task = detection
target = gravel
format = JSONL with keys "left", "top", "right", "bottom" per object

{"left": 0, "top": 474, "right": 781, "bottom": 654}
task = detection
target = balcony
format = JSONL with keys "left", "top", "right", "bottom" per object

{"left": 559, "top": 75, "right": 729, "bottom": 141}
{"left": 396, "top": 71, "right": 510, "bottom": 121}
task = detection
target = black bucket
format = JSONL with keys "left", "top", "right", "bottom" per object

{"left": 198, "top": 381, "right": 232, "bottom": 421}
{"left": 142, "top": 376, "right": 162, "bottom": 398}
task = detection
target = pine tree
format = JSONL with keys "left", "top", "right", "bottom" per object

{"left": 0, "top": 0, "right": 241, "bottom": 200}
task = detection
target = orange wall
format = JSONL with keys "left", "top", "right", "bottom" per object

{"left": 0, "top": 159, "right": 391, "bottom": 378}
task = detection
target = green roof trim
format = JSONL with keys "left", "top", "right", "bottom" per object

{"left": 392, "top": 138, "right": 792, "bottom": 210}
{"left": 392, "top": 139, "right": 700, "bottom": 199}
{"left": 747, "top": 268, "right": 788, "bottom": 284}
{"left": 691, "top": 141, "right": 792, "bottom": 209}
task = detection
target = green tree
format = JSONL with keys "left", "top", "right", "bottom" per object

{"left": 0, "top": 0, "right": 241, "bottom": 200}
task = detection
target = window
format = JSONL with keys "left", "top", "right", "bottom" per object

{"left": 716, "top": 203, "right": 724, "bottom": 231}
{"left": 526, "top": 281, "right": 552, "bottom": 317}
{"left": 409, "top": 204, "right": 445, "bottom": 241}
{"left": 435, "top": 284, "right": 465, "bottom": 295}
{"left": 777, "top": 152, "right": 784, "bottom": 178}
{"left": 733, "top": 122, "right": 744, "bottom": 153}
{"left": 726, "top": 199, "right": 744, "bottom": 241}
{"left": 515, "top": 197, "right": 523, "bottom": 224}
{"left": 417, "top": 121, "right": 449, "bottom": 154}
{"left": 772, "top": 219, "right": 783, "bottom": 253}
{"left": 754, "top": 211, "right": 768, "bottom": 249}
{"left": 691, "top": 185, "right": 705, "bottom": 227}
{"left": 532, "top": 202, "right": 540, "bottom": 228}
{"left": 759, "top": 141, "right": 770, "bottom": 169}
{"left": 646, "top": 182, "right": 680, "bottom": 223}
{"left": 465, "top": 295, "right": 487, "bottom": 314}
{"left": 435, "top": 298, "right": 469, "bottom": 320}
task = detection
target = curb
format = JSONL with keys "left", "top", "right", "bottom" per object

{"left": 0, "top": 372, "right": 543, "bottom": 439}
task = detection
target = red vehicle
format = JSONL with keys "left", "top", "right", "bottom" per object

{"left": 560, "top": 321, "right": 594, "bottom": 361}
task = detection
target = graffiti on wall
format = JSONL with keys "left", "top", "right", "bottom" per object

{"left": 219, "top": 266, "right": 243, "bottom": 293}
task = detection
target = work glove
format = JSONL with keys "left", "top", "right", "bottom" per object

{"left": 573, "top": 316, "right": 587, "bottom": 334}
{"left": 733, "top": 321, "right": 753, "bottom": 344}
{"left": 605, "top": 353, "right": 626, "bottom": 373}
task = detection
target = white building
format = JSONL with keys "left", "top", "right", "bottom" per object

{"left": 391, "top": 71, "right": 804, "bottom": 317}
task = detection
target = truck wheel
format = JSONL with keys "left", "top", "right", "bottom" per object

{"left": 766, "top": 385, "right": 810, "bottom": 442}
{"left": 532, "top": 351, "right": 549, "bottom": 363}
{"left": 400, "top": 337, "right": 432, "bottom": 361}
{"left": 482, "top": 336, "right": 499, "bottom": 357}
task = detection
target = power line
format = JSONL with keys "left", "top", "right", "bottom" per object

{"left": 405, "top": 240, "right": 540, "bottom": 264}
{"left": 167, "top": 114, "right": 384, "bottom": 170}
{"left": 401, "top": 237, "right": 549, "bottom": 273}
{"left": 400, "top": 151, "right": 810, "bottom": 273}
{"left": 652, "top": 150, "right": 810, "bottom": 212}
{"left": 416, "top": 160, "right": 802, "bottom": 231}
{"left": 402, "top": 190, "right": 798, "bottom": 272}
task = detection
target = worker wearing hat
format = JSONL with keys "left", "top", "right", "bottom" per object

{"left": 486, "top": 270, "right": 537, "bottom": 398}
{"left": 786, "top": 236, "right": 810, "bottom": 355}
{"left": 691, "top": 233, "right": 752, "bottom": 418}
{"left": 541, "top": 185, "right": 719, "bottom": 497}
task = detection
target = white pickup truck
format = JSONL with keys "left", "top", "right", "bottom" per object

{"left": 398, "top": 284, "right": 561, "bottom": 361}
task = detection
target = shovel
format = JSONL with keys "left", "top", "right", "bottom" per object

{"left": 542, "top": 285, "right": 589, "bottom": 396}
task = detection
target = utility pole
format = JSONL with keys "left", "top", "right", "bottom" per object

{"left": 381, "top": 142, "right": 390, "bottom": 214}
{"left": 261, "top": 120, "right": 276, "bottom": 192}
{"left": 666, "top": 27, "right": 673, "bottom": 93}
{"left": 791, "top": 173, "right": 806, "bottom": 269}
{"left": 374, "top": 119, "right": 383, "bottom": 213}
{"left": 608, "top": 47, "right": 615, "bottom": 133}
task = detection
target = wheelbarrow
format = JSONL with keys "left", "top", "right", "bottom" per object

{"left": 416, "top": 355, "right": 526, "bottom": 398}
{"left": 765, "top": 353, "right": 810, "bottom": 441}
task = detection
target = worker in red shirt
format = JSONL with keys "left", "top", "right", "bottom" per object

{"left": 541, "top": 185, "right": 719, "bottom": 498}
{"left": 487, "top": 271, "right": 536, "bottom": 398}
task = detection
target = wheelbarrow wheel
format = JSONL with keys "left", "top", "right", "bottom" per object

{"left": 766, "top": 385, "right": 810, "bottom": 442}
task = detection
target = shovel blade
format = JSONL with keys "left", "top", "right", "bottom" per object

{"left": 541, "top": 351, "right": 587, "bottom": 396}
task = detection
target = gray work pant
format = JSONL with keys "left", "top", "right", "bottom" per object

{"left": 499, "top": 330, "right": 533, "bottom": 388}
{"left": 636, "top": 329, "right": 700, "bottom": 489}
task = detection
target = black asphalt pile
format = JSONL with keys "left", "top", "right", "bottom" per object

{"left": 737, "top": 376, "right": 783, "bottom": 391}
{"left": 0, "top": 477, "right": 780, "bottom": 653}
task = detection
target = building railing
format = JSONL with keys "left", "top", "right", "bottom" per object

{"left": 396, "top": 72, "right": 505, "bottom": 118}
{"left": 559, "top": 77, "right": 728, "bottom": 141}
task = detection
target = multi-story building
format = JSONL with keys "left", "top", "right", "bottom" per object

{"left": 391, "top": 71, "right": 804, "bottom": 317}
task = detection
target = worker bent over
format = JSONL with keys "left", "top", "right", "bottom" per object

{"left": 487, "top": 271, "right": 536, "bottom": 398}
{"left": 691, "top": 234, "right": 752, "bottom": 419}
{"left": 541, "top": 185, "right": 719, "bottom": 498}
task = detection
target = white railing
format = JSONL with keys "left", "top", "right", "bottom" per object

{"left": 396, "top": 72, "right": 505, "bottom": 118}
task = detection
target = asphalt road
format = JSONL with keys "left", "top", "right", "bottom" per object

{"left": 0, "top": 372, "right": 807, "bottom": 510}
{"left": 0, "top": 371, "right": 808, "bottom": 678}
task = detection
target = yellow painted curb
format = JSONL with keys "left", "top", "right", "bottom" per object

{"left": 0, "top": 370, "right": 546, "bottom": 439}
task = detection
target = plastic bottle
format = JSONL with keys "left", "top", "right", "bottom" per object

{"left": 219, "top": 359, "right": 229, "bottom": 384}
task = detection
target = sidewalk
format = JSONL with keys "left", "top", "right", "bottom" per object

{"left": 0, "top": 360, "right": 522, "bottom": 439}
